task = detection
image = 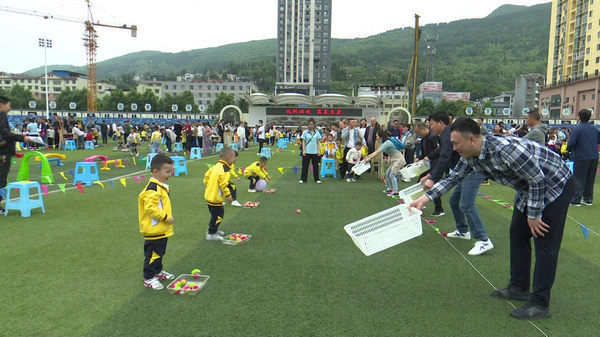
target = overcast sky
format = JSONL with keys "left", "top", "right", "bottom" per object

{"left": 0, "top": 0, "right": 549, "bottom": 73}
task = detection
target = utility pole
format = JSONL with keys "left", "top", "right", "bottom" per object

{"left": 411, "top": 14, "right": 421, "bottom": 116}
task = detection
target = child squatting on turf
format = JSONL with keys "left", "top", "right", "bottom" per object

{"left": 138, "top": 154, "right": 175, "bottom": 290}
{"left": 204, "top": 147, "right": 237, "bottom": 241}
{"left": 244, "top": 156, "right": 270, "bottom": 192}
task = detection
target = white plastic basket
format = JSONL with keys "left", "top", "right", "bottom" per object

{"left": 351, "top": 161, "right": 371, "bottom": 175}
{"left": 398, "top": 183, "right": 425, "bottom": 203}
{"left": 399, "top": 161, "right": 430, "bottom": 179}
{"left": 344, "top": 204, "right": 423, "bottom": 256}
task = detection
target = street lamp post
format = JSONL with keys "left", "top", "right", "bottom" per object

{"left": 38, "top": 38, "right": 52, "bottom": 120}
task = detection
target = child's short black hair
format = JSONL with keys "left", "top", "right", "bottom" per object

{"left": 220, "top": 147, "right": 235, "bottom": 159}
{"left": 259, "top": 156, "right": 268, "bottom": 163}
{"left": 0, "top": 95, "right": 10, "bottom": 104}
{"left": 355, "top": 140, "right": 363, "bottom": 146}
{"left": 151, "top": 154, "right": 174, "bottom": 172}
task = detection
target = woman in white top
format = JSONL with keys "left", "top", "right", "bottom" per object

{"left": 358, "top": 118, "right": 367, "bottom": 140}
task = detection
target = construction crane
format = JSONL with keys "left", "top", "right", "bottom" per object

{"left": 0, "top": 1, "right": 137, "bottom": 112}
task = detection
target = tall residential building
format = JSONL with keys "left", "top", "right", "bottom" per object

{"left": 513, "top": 73, "right": 544, "bottom": 116}
{"left": 276, "top": 0, "right": 332, "bottom": 96}
{"left": 546, "top": 0, "right": 600, "bottom": 86}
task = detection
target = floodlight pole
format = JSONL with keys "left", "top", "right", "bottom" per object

{"left": 39, "top": 38, "right": 52, "bottom": 120}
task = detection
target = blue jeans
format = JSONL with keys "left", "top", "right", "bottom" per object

{"left": 449, "top": 171, "right": 488, "bottom": 241}
{"left": 385, "top": 166, "right": 398, "bottom": 192}
{"left": 151, "top": 141, "right": 160, "bottom": 153}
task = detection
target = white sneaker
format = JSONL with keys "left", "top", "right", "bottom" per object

{"left": 231, "top": 200, "right": 242, "bottom": 207}
{"left": 206, "top": 232, "right": 224, "bottom": 241}
{"left": 156, "top": 270, "right": 174, "bottom": 281}
{"left": 143, "top": 277, "right": 164, "bottom": 290}
{"left": 401, "top": 177, "right": 411, "bottom": 182}
{"left": 222, "top": 202, "right": 226, "bottom": 205}
{"left": 351, "top": 178, "right": 356, "bottom": 182}
{"left": 446, "top": 230, "right": 471, "bottom": 240}
{"left": 248, "top": 189, "right": 256, "bottom": 193}
{"left": 217, "top": 230, "right": 225, "bottom": 236}
{"left": 316, "top": 180, "right": 322, "bottom": 184}
{"left": 298, "top": 180, "right": 304, "bottom": 184}
{"left": 346, "top": 178, "right": 352, "bottom": 183}
{"left": 468, "top": 239, "right": 494, "bottom": 256}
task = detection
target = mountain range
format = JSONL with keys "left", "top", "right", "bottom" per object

{"left": 24, "top": 2, "right": 552, "bottom": 99}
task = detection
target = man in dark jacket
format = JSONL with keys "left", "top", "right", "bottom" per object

{"left": 100, "top": 120, "right": 108, "bottom": 144}
{"left": 0, "top": 96, "right": 31, "bottom": 214}
{"left": 420, "top": 112, "right": 461, "bottom": 217}
{"left": 364, "top": 117, "right": 379, "bottom": 154}
{"left": 414, "top": 122, "right": 443, "bottom": 215}
{"left": 568, "top": 108, "right": 599, "bottom": 206}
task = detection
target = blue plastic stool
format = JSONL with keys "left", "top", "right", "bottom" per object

{"left": 290, "top": 137, "right": 296, "bottom": 142}
{"left": 230, "top": 143, "right": 239, "bottom": 151}
{"left": 215, "top": 143, "right": 224, "bottom": 152}
{"left": 170, "top": 156, "right": 188, "bottom": 176}
{"left": 4, "top": 181, "right": 45, "bottom": 217}
{"left": 65, "top": 140, "right": 76, "bottom": 151}
{"left": 190, "top": 147, "right": 202, "bottom": 160}
{"left": 146, "top": 153, "right": 158, "bottom": 170}
{"left": 277, "top": 139, "right": 288, "bottom": 149}
{"left": 566, "top": 160, "right": 574, "bottom": 173}
{"left": 260, "top": 147, "right": 272, "bottom": 159}
{"left": 85, "top": 141, "right": 95, "bottom": 150}
{"left": 72, "top": 161, "right": 100, "bottom": 186}
{"left": 173, "top": 142, "right": 184, "bottom": 152}
{"left": 320, "top": 157, "right": 337, "bottom": 178}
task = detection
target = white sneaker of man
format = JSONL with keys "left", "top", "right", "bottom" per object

{"left": 231, "top": 200, "right": 242, "bottom": 207}
{"left": 206, "top": 232, "right": 224, "bottom": 241}
{"left": 446, "top": 230, "right": 471, "bottom": 240}
{"left": 468, "top": 239, "right": 494, "bottom": 256}
{"left": 248, "top": 189, "right": 256, "bottom": 193}
{"left": 143, "top": 277, "right": 164, "bottom": 290}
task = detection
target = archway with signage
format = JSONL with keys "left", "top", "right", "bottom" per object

{"left": 219, "top": 105, "right": 243, "bottom": 125}
{"left": 385, "top": 107, "right": 412, "bottom": 127}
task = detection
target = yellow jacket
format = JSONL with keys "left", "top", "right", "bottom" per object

{"left": 230, "top": 163, "right": 239, "bottom": 180}
{"left": 138, "top": 177, "right": 173, "bottom": 240}
{"left": 244, "top": 161, "right": 270, "bottom": 180}
{"left": 150, "top": 131, "right": 161, "bottom": 142}
{"left": 204, "top": 160, "right": 233, "bottom": 206}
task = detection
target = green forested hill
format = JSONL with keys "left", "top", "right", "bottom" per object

{"left": 25, "top": 2, "right": 551, "bottom": 99}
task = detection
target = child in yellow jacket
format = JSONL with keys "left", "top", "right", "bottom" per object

{"left": 227, "top": 152, "right": 242, "bottom": 207}
{"left": 138, "top": 154, "right": 175, "bottom": 290}
{"left": 244, "top": 156, "right": 270, "bottom": 192}
{"left": 204, "top": 147, "right": 237, "bottom": 240}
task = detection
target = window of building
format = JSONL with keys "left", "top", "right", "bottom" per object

{"left": 239, "top": 86, "right": 243, "bottom": 91}
{"left": 583, "top": 94, "right": 586, "bottom": 100}
{"left": 593, "top": 94, "right": 596, "bottom": 100}
{"left": 207, "top": 85, "right": 211, "bottom": 90}
{"left": 198, "top": 93, "right": 202, "bottom": 97}
{"left": 54, "top": 87, "right": 61, "bottom": 92}
{"left": 596, "top": 69, "right": 599, "bottom": 76}
{"left": 207, "top": 93, "right": 211, "bottom": 98}
{"left": 589, "top": 23, "right": 593, "bottom": 30}
{"left": 597, "top": 56, "right": 599, "bottom": 63}
{"left": 591, "top": 11, "right": 593, "bottom": 17}
{"left": 216, "top": 85, "right": 219, "bottom": 90}
{"left": 154, "top": 89, "right": 159, "bottom": 94}
{"left": 587, "top": 47, "right": 591, "bottom": 54}
{"left": 588, "top": 35, "right": 592, "bottom": 42}
{"left": 190, "top": 85, "right": 193, "bottom": 90}
{"left": 207, "top": 100, "right": 211, "bottom": 105}
{"left": 222, "top": 86, "right": 226, "bottom": 91}
{"left": 231, "top": 86, "right": 235, "bottom": 90}
{"left": 586, "top": 60, "right": 590, "bottom": 66}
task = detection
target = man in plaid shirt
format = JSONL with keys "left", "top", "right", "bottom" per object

{"left": 410, "top": 118, "right": 575, "bottom": 319}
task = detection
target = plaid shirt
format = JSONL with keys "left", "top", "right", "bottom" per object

{"left": 426, "top": 135, "right": 572, "bottom": 219}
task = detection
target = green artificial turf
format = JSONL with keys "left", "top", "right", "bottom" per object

{"left": 1, "top": 141, "right": 599, "bottom": 336}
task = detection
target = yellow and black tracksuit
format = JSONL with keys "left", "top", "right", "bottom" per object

{"left": 203, "top": 160, "right": 232, "bottom": 234}
{"left": 138, "top": 177, "right": 173, "bottom": 280}
{"left": 228, "top": 163, "right": 239, "bottom": 201}
{"left": 244, "top": 161, "right": 270, "bottom": 189}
